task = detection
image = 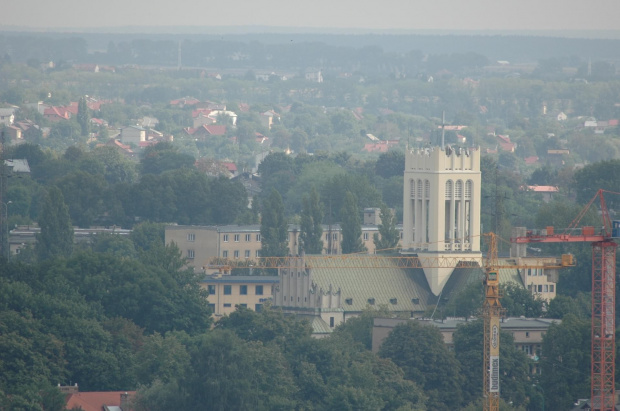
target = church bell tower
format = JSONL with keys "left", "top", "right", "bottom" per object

{"left": 401, "top": 146, "right": 482, "bottom": 295}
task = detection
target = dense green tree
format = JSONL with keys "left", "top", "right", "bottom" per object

{"left": 130, "top": 221, "right": 165, "bottom": 252}
{"left": 90, "top": 145, "right": 137, "bottom": 184}
{"left": 375, "top": 150, "right": 405, "bottom": 179}
{"left": 295, "top": 333, "right": 427, "bottom": 411}
{"left": 453, "top": 319, "right": 532, "bottom": 408}
{"left": 260, "top": 189, "right": 288, "bottom": 258}
{"left": 373, "top": 204, "right": 400, "bottom": 252}
{"left": 443, "top": 280, "right": 484, "bottom": 318}
{"left": 573, "top": 160, "right": 620, "bottom": 208}
{"left": 330, "top": 110, "right": 359, "bottom": 136}
{"left": 257, "top": 152, "right": 295, "bottom": 180}
{"left": 340, "top": 191, "right": 366, "bottom": 254}
{"left": 539, "top": 314, "right": 590, "bottom": 411}
{"left": 284, "top": 160, "right": 343, "bottom": 214}
{"left": 299, "top": 187, "right": 324, "bottom": 254}
{"left": 137, "top": 330, "right": 298, "bottom": 411}
{"left": 140, "top": 142, "right": 195, "bottom": 175}
{"left": 322, "top": 174, "right": 382, "bottom": 222}
{"left": 545, "top": 293, "right": 591, "bottom": 319}
{"left": 77, "top": 97, "right": 90, "bottom": 137}
{"left": 53, "top": 251, "right": 210, "bottom": 335}
{"left": 8, "top": 143, "right": 49, "bottom": 177}
{"left": 35, "top": 186, "right": 74, "bottom": 261}
{"left": 379, "top": 175, "right": 404, "bottom": 209}
{"left": 500, "top": 282, "right": 544, "bottom": 317}
{"left": 57, "top": 171, "right": 108, "bottom": 227}
{"left": 208, "top": 175, "right": 248, "bottom": 224}
{"left": 334, "top": 305, "right": 391, "bottom": 350}
{"left": 134, "top": 332, "right": 190, "bottom": 386}
{"left": 379, "top": 320, "right": 463, "bottom": 410}
{"left": 0, "top": 309, "right": 67, "bottom": 403}
{"left": 89, "top": 232, "right": 137, "bottom": 259}
{"left": 217, "top": 305, "right": 313, "bottom": 352}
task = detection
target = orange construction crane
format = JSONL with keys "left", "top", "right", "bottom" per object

{"left": 512, "top": 189, "right": 619, "bottom": 411}
{"left": 208, "top": 235, "right": 573, "bottom": 411}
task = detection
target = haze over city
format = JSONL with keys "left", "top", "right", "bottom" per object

{"left": 2, "top": 0, "right": 620, "bottom": 408}
{"left": 3, "top": 0, "right": 620, "bottom": 33}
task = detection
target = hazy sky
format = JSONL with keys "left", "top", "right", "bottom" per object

{"left": 3, "top": 0, "right": 620, "bottom": 32}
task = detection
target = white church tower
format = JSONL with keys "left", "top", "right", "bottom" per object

{"left": 401, "top": 146, "right": 482, "bottom": 295}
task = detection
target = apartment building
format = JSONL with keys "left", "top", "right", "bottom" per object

{"left": 165, "top": 221, "right": 403, "bottom": 269}
{"left": 202, "top": 273, "right": 278, "bottom": 318}
{"left": 372, "top": 317, "right": 558, "bottom": 373}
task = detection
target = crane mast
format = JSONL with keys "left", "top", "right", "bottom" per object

{"left": 512, "top": 189, "right": 618, "bottom": 411}
{"left": 591, "top": 241, "right": 616, "bottom": 411}
{"left": 483, "top": 233, "right": 502, "bottom": 411}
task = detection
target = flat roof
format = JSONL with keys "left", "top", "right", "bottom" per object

{"left": 202, "top": 275, "right": 279, "bottom": 284}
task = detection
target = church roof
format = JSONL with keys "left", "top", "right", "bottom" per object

{"left": 439, "top": 266, "right": 484, "bottom": 302}
{"left": 498, "top": 265, "right": 525, "bottom": 288}
{"left": 436, "top": 258, "right": 525, "bottom": 303}
{"left": 309, "top": 256, "right": 435, "bottom": 313}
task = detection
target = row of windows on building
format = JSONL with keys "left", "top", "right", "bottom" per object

{"left": 528, "top": 284, "right": 555, "bottom": 293}
{"left": 207, "top": 284, "right": 264, "bottom": 295}
{"left": 222, "top": 233, "right": 261, "bottom": 242}
{"left": 209, "top": 303, "right": 264, "bottom": 312}
{"left": 186, "top": 233, "right": 263, "bottom": 243}
{"left": 186, "top": 249, "right": 261, "bottom": 259}
{"left": 187, "top": 232, "right": 402, "bottom": 248}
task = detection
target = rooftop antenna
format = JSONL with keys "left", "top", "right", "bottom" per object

{"left": 441, "top": 110, "right": 446, "bottom": 149}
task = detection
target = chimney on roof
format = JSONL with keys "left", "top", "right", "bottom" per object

{"left": 57, "top": 383, "right": 79, "bottom": 394}
{"left": 120, "top": 392, "right": 132, "bottom": 411}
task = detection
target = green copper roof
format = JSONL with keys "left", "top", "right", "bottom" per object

{"left": 310, "top": 316, "right": 333, "bottom": 335}
{"left": 497, "top": 258, "right": 525, "bottom": 288}
{"left": 309, "top": 256, "right": 434, "bottom": 313}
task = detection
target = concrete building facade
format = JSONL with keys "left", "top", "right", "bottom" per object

{"left": 119, "top": 125, "right": 146, "bottom": 145}
{"left": 165, "top": 224, "right": 403, "bottom": 269}
{"left": 401, "top": 146, "right": 482, "bottom": 295}
{"left": 202, "top": 274, "right": 278, "bottom": 318}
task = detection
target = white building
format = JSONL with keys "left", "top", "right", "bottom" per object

{"left": 119, "top": 125, "right": 146, "bottom": 145}
{"left": 401, "top": 146, "right": 482, "bottom": 295}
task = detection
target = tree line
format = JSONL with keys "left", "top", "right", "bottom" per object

{"left": 5, "top": 142, "right": 251, "bottom": 231}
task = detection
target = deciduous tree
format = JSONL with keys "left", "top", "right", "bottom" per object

{"left": 36, "top": 186, "right": 74, "bottom": 261}
{"left": 453, "top": 319, "right": 532, "bottom": 408}
{"left": 77, "top": 97, "right": 90, "bottom": 137}
{"left": 260, "top": 189, "right": 288, "bottom": 258}
{"left": 299, "top": 187, "right": 323, "bottom": 254}
{"left": 379, "top": 320, "right": 463, "bottom": 410}
{"left": 373, "top": 204, "right": 399, "bottom": 252}
{"left": 340, "top": 191, "right": 366, "bottom": 254}
{"left": 539, "top": 314, "right": 590, "bottom": 411}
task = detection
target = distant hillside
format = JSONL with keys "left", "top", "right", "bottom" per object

{"left": 2, "top": 30, "right": 620, "bottom": 64}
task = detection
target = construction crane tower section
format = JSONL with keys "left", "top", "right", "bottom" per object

{"left": 482, "top": 233, "right": 502, "bottom": 411}
{"left": 512, "top": 189, "right": 618, "bottom": 411}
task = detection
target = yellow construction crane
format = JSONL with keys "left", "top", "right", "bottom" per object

{"left": 481, "top": 233, "right": 573, "bottom": 411}
{"left": 207, "top": 233, "right": 574, "bottom": 411}
{"left": 483, "top": 233, "right": 503, "bottom": 411}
